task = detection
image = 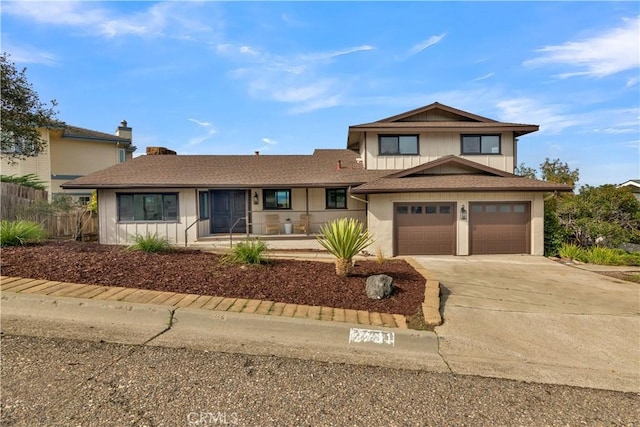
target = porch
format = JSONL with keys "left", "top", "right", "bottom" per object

{"left": 188, "top": 233, "right": 327, "bottom": 252}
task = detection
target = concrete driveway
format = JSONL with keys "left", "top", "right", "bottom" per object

{"left": 412, "top": 255, "right": 640, "bottom": 392}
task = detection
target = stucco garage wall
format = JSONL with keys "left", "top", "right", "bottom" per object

{"left": 98, "top": 188, "right": 198, "bottom": 246}
{"left": 367, "top": 191, "right": 544, "bottom": 256}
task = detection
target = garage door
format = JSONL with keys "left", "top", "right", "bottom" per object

{"left": 470, "top": 202, "right": 530, "bottom": 254}
{"left": 395, "top": 203, "right": 456, "bottom": 255}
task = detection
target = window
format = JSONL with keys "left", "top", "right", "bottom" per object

{"left": 117, "top": 193, "right": 178, "bottom": 221}
{"left": 379, "top": 135, "right": 419, "bottom": 155}
{"left": 78, "top": 196, "right": 91, "bottom": 206}
{"left": 461, "top": 135, "right": 501, "bottom": 155}
{"left": 326, "top": 188, "right": 347, "bottom": 209}
{"left": 198, "top": 192, "right": 209, "bottom": 219}
{"left": 263, "top": 189, "right": 291, "bottom": 210}
{"left": 118, "top": 148, "right": 126, "bottom": 163}
{"left": 396, "top": 206, "right": 408, "bottom": 214}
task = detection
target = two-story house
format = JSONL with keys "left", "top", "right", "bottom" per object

{"left": 62, "top": 103, "right": 571, "bottom": 255}
{"left": 1, "top": 120, "right": 135, "bottom": 203}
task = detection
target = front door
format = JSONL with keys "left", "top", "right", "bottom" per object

{"left": 211, "top": 190, "right": 247, "bottom": 233}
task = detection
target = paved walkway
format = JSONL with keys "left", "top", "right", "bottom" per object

{"left": 0, "top": 276, "right": 407, "bottom": 329}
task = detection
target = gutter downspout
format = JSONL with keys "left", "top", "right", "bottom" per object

{"left": 348, "top": 187, "right": 369, "bottom": 230}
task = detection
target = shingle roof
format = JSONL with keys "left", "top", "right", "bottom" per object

{"left": 62, "top": 125, "right": 131, "bottom": 143}
{"left": 351, "top": 174, "right": 573, "bottom": 194}
{"left": 62, "top": 149, "right": 390, "bottom": 189}
{"left": 351, "top": 155, "right": 572, "bottom": 193}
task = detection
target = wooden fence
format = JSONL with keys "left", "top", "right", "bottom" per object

{"left": 1, "top": 182, "right": 98, "bottom": 240}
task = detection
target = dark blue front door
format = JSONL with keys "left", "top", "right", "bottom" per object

{"left": 211, "top": 190, "right": 246, "bottom": 233}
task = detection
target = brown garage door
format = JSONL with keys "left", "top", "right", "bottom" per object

{"left": 395, "top": 203, "right": 456, "bottom": 255}
{"left": 470, "top": 202, "right": 530, "bottom": 254}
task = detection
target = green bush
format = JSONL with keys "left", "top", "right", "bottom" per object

{"left": 584, "top": 247, "right": 619, "bottom": 265}
{"left": 317, "top": 218, "right": 374, "bottom": 277}
{"left": 222, "top": 239, "right": 269, "bottom": 265}
{"left": 128, "top": 233, "right": 174, "bottom": 253}
{"left": 544, "top": 205, "right": 565, "bottom": 256}
{"left": 0, "top": 174, "right": 47, "bottom": 190}
{"left": 558, "top": 243, "right": 640, "bottom": 266}
{"left": 0, "top": 220, "right": 47, "bottom": 246}
{"left": 557, "top": 243, "right": 587, "bottom": 262}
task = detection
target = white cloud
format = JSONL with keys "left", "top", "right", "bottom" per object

{"left": 2, "top": 42, "right": 58, "bottom": 66}
{"left": 3, "top": 1, "right": 215, "bottom": 40}
{"left": 262, "top": 138, "right": 277, "bottom": 145}
{"left": 187, "top": 128, "right": 217, "bottom": 147}
{"left": 408, "top": 34, "right": 446, "bottom": 56}
{"left": 524, "top": 16, "right": 640, "bottom": 78}
{"left": 470, "top": 73, "right": 494, "bottom": 82}
{"left": 188, "top": 118, "right": 211, "bottom": 127}
{"left": 496, "top": 98, "right": 582, "bottom": 134}
{"left": 239, "top": 46, "right": 260, "bottom": 56}
{"left": 218, "top": 43, "right": 374, "bottom": 113}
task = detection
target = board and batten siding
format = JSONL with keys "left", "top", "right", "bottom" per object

{"left": 98, "top": 188, "right": 198, "bottom": 246}
{"left": 249, "top": 187, "right": 367, "bottom": 234}
{"left": 363, "top": 132, "right": 515, "bottom": 173}
{"left": 367, "top": 191, "right": 544, "bottom": 257}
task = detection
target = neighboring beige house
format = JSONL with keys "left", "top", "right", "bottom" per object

{"left": 1, "top": 121, "right": 135, "bottom": 202}
{"left": 62, "top": 103, "right": 571, "bottom": 255}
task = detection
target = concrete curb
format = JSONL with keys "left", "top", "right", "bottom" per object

{"left": 0, "top": 276, "right": 408, "bottom": 329}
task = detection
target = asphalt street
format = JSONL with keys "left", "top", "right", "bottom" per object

{"left": 2, "top": 334, "right": 638, "bottom": 426}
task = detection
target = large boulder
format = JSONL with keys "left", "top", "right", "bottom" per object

{"left": 365, "top": 274, "right": 394, "bottom": 299}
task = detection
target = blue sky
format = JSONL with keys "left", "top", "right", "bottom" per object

{"left": 2, "top": 1, "right": 638, "bottom": 187}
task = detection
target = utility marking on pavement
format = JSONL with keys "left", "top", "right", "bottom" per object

{"left": 348, "top": 328, "right": 395, "bottom": 346}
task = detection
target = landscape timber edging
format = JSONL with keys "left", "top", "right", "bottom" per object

{"left": 404, "top": 257, "right": 443, "bottom": 326}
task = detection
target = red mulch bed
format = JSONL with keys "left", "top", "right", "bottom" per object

{"left": 0, "top": 240, "right": 426, "bottom": 315}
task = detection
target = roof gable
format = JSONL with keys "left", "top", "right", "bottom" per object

{"left": 376, "top": 102, "right": 497, "bottom": 124}
{"left": 384, "top": 155, "right": 513, "bottom": 179}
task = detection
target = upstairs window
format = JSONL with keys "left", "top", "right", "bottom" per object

{"left": 263, "top": 189, "right": 291, "bottom": 210}
{"left": 379, "top": 135, "right": 419, "bottom": 155}
{"left": 118, "top": 148, "right": 127, "bottom": 163}
{"left": 461, "top": 135, "right": 501, "bottom": 155}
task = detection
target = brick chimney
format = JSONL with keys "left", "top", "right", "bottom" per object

{"left": 146, "top": 146, "right": 177, "bottom": 155}
{"left": 115, "top": 120, "right": 132, "bottom": 141}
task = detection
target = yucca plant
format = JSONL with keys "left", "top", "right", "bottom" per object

{"left": 127, "top": 233, "right": 174, "bottom": 253}
{"left": 317, "top": 218, "right": 374, "bottom": 277}
{"left": 222, "top": 239, "right": 269, "bottom": 265}
{"left": 0, "top": 220, "right": 47, "bottom": 246}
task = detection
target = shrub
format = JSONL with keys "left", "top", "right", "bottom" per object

{"left": 128, "top": 233, "right": 174, "bottom": 253}
{"left": 0, "top": 220, "right": 47, "bottom": 246}
{"left": 584, "top": 247, "right": 619, "bottom": 265}
{"left": 222, "top": 239, "right": 269, "bottom": 265}
{"left": 557, "top": 243, "right": 587, "bottom": 262}
{"left": 317, "top": 218, "right": 374, "bottom": 277}
{"left": 0, "top": 174, "right": 47, "bottom": 190}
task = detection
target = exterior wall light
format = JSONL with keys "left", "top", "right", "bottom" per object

{"left": 460, "top": 204, "right": 467, "bottom": 220}
{"left": 253, "top": 191, "right": 259, "bottom": 205}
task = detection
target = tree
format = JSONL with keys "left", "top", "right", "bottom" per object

{"left": 514, "top": 163, "right": 538, "bottom": 179}
{"left": 557, "top": 185, "right": 640, "bottom": 247}
{"left": 516, "top": 158, "right": 579, "bottom": 255}
{"left": 540, "top": 158, "right": 579, "bottom": 188}
{"left": 1, "top": 52, "right": 59, "bottom": 162}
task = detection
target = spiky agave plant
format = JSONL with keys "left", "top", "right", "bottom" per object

{"left": 317, "top": 218, "right": 374, "bottom": 277}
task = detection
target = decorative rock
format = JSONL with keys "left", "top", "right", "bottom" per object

{"left": 366, "top": 274, "right": 394, "bottom": 299}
